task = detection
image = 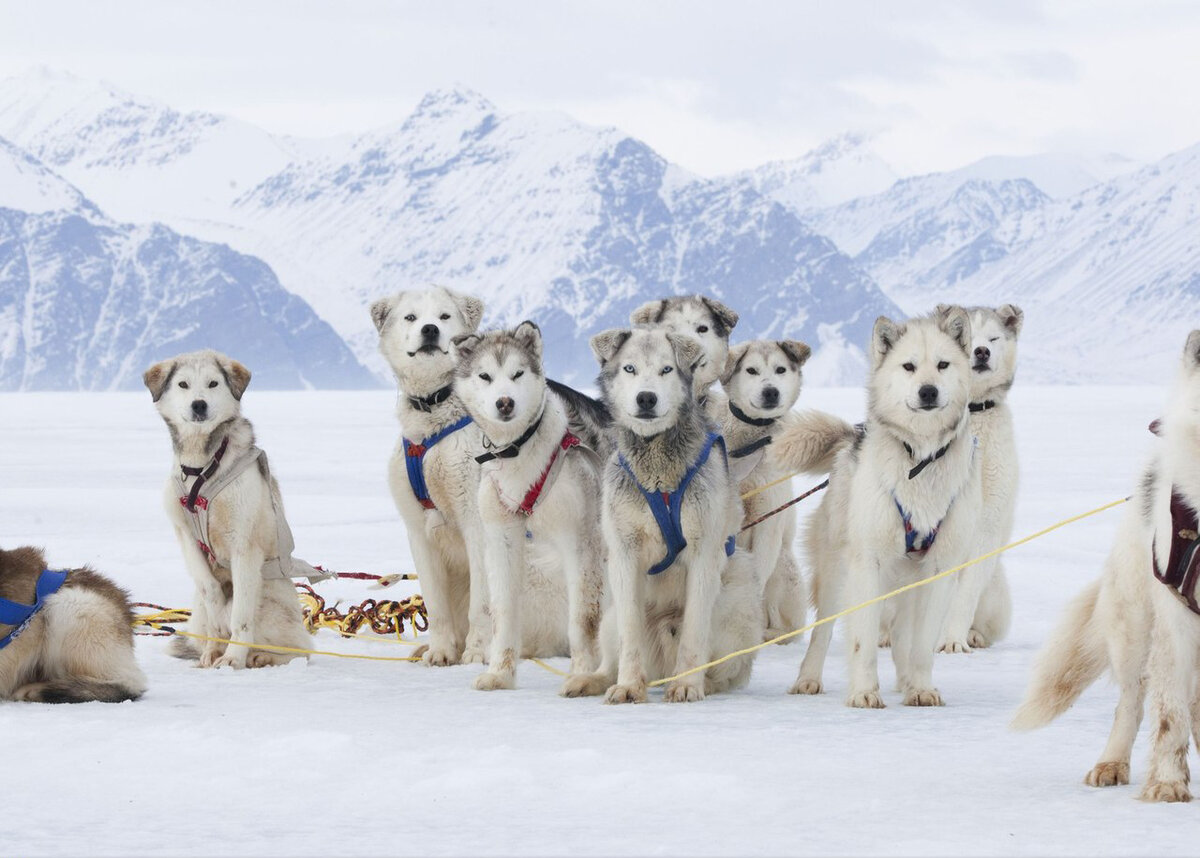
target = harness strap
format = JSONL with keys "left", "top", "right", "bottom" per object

{"left": 408, "top": 384, "right": 453, "bottom": 414}
{"left": 180, "top": 437, "right": 230, "bottom": 512}
{"left": 729, "top": 436, "right": 772, "bottom": 459}
{"left": 968, "top": 400, "right": 996, "bottom": 413}
{"left": 1153, "top": 490, "right": 1200, "bottom": 616}
{"left": 475, "top": 410, "right": 545, "bottom": 464}
{"left": 894, "top": 497, "right": 941, "bottom": 557}
{"left": 621, "top": 432, "right": 737, "bottom": 575}
{"left": 903, "top": 440, "right": 952, "bottom": 480}
{"left": 728, "top": 402, "right": 776, "bottom": 428}
{"left": 0, "top": 568, "right": 69, "bottom": 651}
{"left": 515, "top": 433, "right": 582, "bottom": 516}
{"left": 404, "top": 415, "right": 473, "bottom": 510}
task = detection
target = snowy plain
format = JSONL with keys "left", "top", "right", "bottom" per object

{"left": 0, "top": 384, "right": 1192, "bottom": 856}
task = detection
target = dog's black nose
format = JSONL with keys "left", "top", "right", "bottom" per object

{"left": 421, "top": 323, "right": 440, "bottom": 340}
{"left": 495, "top": 397, "right": 514, "bottom": 417}
{"left": 762, "top": 386, "right": 780, "bottom": 406}
{"left": 918, "top": 385, "right": 939, "bottom": 406}
{"left": 636, "top": 391, "right": 658, "bottom": 412}
{"left": 974, "top": 346, "right": 990, "bottom": 362}
{"left": 191, "top": 399, "right": 208, "bottom": 419}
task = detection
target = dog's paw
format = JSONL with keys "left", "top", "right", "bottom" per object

{"left": 788, "top": 677, "right": 823, "bottom": 695}
{"left": 422, "top": 646, "right": 459, "bottom": 667}
{"left": 247, "top": 650, "right": 292, "bottom": 668}
{"left": 937, "top": 639, "right": 972, "bottom": 654}
{"left": 211, "top": 653, "right": 246, "bottom": 670}
{"left": 967, "top": 629, "right": 992, "bottom": 649}
{"left": 846, "top": 689, "right": 886, "bottom": 709}
{"left": 1085, "top": 761, "right": 1130, "bottom": 787}
{"left": 664, "top": 681, "right": 705, "bottom": 703}
{"left": 560, "top": 673, "right": 610, "bottom": 698}
{"left": 460, "top": 647, "right": 487, "bottom": 665}
{"left": 877, "top": 632, "right": 892, "bottom": 649}
{"left": 903, "top": 687, "right": 944, "bottom": 707}
{"left": 472, "top": 671, "right": 514, "bottom": 691}
{"left": 198, "top": 648, "right": 224, "bottom": 669}
{"left": 1140, "top": 779, "right": 1191, "bottom": 803}
{"left": 604, "top": 683, "right": 647, "bottom": 705}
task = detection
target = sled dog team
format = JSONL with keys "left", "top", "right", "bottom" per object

{"left": 2, "top": 287, "right": 1200, "bottom": 802}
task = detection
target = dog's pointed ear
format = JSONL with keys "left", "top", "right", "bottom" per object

{"left": 999, "top": 304, "right": 1024, "bottom": 337}
{"left": 667, "top": 332, "right": 703, "bottom": 374}
{"left": 872, "top": 316, "right": 903, "bottom": 367}
{"left": 937, "top": 306, "right": 971, "bottom": 353}
{"left": 721, "top": 342, "right": 749, "bottom": 385}
{"left": 513, "top": 320, "right": 543, "bottom": 365}
{"left": 591, "top": 329, "right": 631, "bottom": 366}
{"left": 216, "top": 355, "right": 251, "bottom": 400}
{"left": 779, "top": 340, "right": 812, "bottom": 368}
{"left": 370, "top": 295, "right": 396, "bottom": 333}
{"left": 630, "top": 299, "right": 667, "bottom": 326}
{"left": 1186, "top": 330, "right": 1200, "bottom": 369}
{"left": 934, "top": 303, "right": 954, "bottom": 318}
{"left": 143, "top": 359, "right": 176, "bottom": 402}
{"left": 444, "top": 288, "right": 484, "bottom": 332}
{"left": 701, "top": 296, "right": 739, "bottom": 334}
{"left": 451, "top": 333, "right": 482, "bottom": 363}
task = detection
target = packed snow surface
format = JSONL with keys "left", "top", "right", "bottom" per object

{"left": 0, "top": 386, "right": 1195, "bottom": 856}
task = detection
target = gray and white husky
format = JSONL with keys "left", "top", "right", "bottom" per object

{"left": 1, "top": 546, "right": 147, "bottom": 702}
{"left": 1013, "top": 331, "right": 1200, "bottom": 802}
{"left": 452, "top": 321, "right": 604, "bottom": 692}
{"left": 630, "top": 295, "right": 740, "bottom": 402}
{"left": 145, "top": 350, "right": 316, "bottom": 668}
{"left": 566, "top": 327, "right": 765, "bottom": 703}
{"left": 718, "top": 338, "right": 812, "bottom": 640}
{"left": 935, "top": 303, "right": 1023, "bottom": 652}
{"left": 789, "top": 309, "right": 983, "bottom": 708}
{"left": 372, "top": 286, "right": 493, "bottom": 667}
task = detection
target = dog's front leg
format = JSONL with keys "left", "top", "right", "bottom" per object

{"left": 555, "top": 515, "right": 604, "bottom": 678}
{"left": 604, "top": 523, "right": 648, "bottom": 704}
{"left": 460, "top": 508, "right": 493, "bottom": 665}
{"left": 474, "top": 508, "right": 524, "bottom": 691}
{"left": 213, "top": 543, "right": 267, "bottom": 669}
{"left": 173, "top": 525, "right": 228, "bottom": 667}
{"left": 1141, "top": 597, "right": 1199, "bottom": 802}
{"left": 843, "top": 551, "right": 885, "bottom": 709}
{"left": 898, "top": 574, "right": 951, "bottom": 706}
{"left": 665, "top": 545, "right": 723, "bottom": 703}
{"left": 408, "top": 530, "right": 463, "bottom": 666}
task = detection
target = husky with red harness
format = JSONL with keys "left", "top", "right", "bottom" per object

{"left": 1014, "top": 329, "right": 1200, "bottom": 803}
{"left": 451, "top": 322, "right": 604, "bottom": 692}
{"left": 565, "top": 326, "right": 765, "bottom": 704}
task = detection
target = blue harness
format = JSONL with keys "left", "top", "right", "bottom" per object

{"left": 620, "top": 432, "right": 737, "bottom": 575}
{"left": 0, "top": 568, "right": 69, "bottom": 651}
{"left": 403, "top": 415, "right": 473, "bottom": 511}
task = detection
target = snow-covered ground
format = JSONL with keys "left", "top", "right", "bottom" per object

{"left": 0, "top": 385, "right": 1194, "bottom": 856}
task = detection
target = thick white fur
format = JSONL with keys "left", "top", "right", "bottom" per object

{"left": 453, "top": 322, "right": 601, "bottom": 692}
{"left": 789, "top": 310, "right": 983, "bottom": 707}
{"left": 147, "top": 350, "right": 311, "bottom": 669}
{"left": 1012, "top": 330, "right": 1200, "bottom": 802}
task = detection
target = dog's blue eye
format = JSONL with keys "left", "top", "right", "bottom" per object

{"left": 512, "top": 370, "right": 524, "bottom": 380}
{"left": 479, "top": 373, "right": 492, "bottom": 383}
{"left": 746, "top": 367, "right": 758, "bottom": 376}
{"left": 902, "top": 363, "right": 916, "bottom": 372}
{"left": 937, "top": 361, "right": 949, "bottom": 371}
{"left": 775, "top": 366, "right": 786, "bottom": 375}
{"left": 661, "top": 366, "right": 673, "bottom": 375}
{"left": 623, "top": 364, "right": 635, "bottom": 374}
{"left": 404, "top": 314, "right": 417, "bottom": 322}
{"left": 208, "top": 380, "right": 218, "bottom": 388}
{"left": 178, "top": 381, "right": 189, "bottom": 389}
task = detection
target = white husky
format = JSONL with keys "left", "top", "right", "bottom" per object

{"left": 569, "top": 327, "right": 763, "bottom": 703}
{"left": 145, "top": 350, "right": 317, "bottom": 668}
{"left": 936, "top": 303, "right": 1022, "bottom": 652}
{"left": 718, "top": 338, "right": 812, "bottom": 640}
{"left": 452, "top": 322, "right": 603, "bottom": 692}
{"left": 789, "top": 309, "right": 982, "bottom": 707}
{"left": 1013, "top": 330, "right": 1200, "bottom": 803}
{"left": 372, "top": 286, "right": 493, "bottom": 667}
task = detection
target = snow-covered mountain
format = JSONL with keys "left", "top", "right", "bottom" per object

{"left": 0, "top": 137, "right": 375, "bottom": 391}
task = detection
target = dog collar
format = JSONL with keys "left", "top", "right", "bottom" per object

{"left": 728, "top": 401, "right": 777, "bottom": 428}
{"left": 903, "top": 439, "right": 952, "bottom": 480}
{"left": 729, "top": 436, "right": 772, "bottom": 459}
{"left": 968, "top": 400, "right": 996, "bottom": 413}
{"left": 179, "top": 436, "right": 230, "bottom": 512}
{"left": 408, "top": 385, "right": 454, "bottom": 413}
{"left": 475, "top": 408, "right": 546, "bottom": 464}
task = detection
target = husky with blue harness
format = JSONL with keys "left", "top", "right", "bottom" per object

{"left": 1, "top": 545, "right": 146, "bottom": 703}
{"left": 565, "top": 326, "right": 765, "bottom": 703}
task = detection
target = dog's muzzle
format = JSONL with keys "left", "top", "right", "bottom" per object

{"left": 190, "top": 400, "right": 209, "bottom": 421}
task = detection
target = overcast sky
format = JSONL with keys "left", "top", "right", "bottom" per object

{"left": 2, "top": 0, "right": 1198, "bottom": 176}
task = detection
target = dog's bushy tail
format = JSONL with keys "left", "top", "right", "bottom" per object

{"left": 548, "top": 378, "right": 612, "bottom": 456}
{"left": 1010, "top": 579, "right": 1106, "bottom": 730}
{"left": 771, "top": 410, "right": 856, "bottom": 476}
{"left": 18, "top": 678, "right": 145, "bottom": 704}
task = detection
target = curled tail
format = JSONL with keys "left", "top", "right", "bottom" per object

{"left": 770, "top": 410, "right": 856, "bottom": 476}
{"left": 1010, "top": 579, "right": 1106, "bottom": 730}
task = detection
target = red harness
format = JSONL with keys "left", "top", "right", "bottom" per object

{"left": 514, "top": 432, "right": 581, "bottom": 517}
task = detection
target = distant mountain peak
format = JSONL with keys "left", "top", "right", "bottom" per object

{"left": 408, "top": 86, "right": 498, "bottom": 124}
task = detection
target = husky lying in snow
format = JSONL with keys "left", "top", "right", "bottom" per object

{"left": 565, "top": 327, "right": 764, "bottom": 703}
{"left": 718, "top": 338, "right": 812, "bottom": 641}
{"left": 452, "top": 322, "right": 604, "bottom": 691}
{"left": 935, "top": 303, "right": 1022, "bottom": 653}
{"left": 373, "top": 286, "right": 494, "bottom": 667}
{"left": 788, "top": 309, "right": 983, "bottom": 707}
{"left": 0, "top": 546, "right": 146, "bottom": 703}
{"left": 1013, "top": 331, "right": 1200, "bottom": 803}
{"left": 145, "top": 350, "right": 318, "bottom": 668}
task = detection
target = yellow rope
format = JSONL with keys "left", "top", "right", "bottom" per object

{"left": 157, "top": 627, "right": 422, "bottom": 663}
{"left": 645, "top": 495, "right": 1131, "bottom": 688}
{"left": 739, "top": 469, "right": 803, "bottom": 501}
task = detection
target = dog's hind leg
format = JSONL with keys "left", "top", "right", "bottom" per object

{"left": 562, "top": 609, "right": 617, "bottom": 698}
{"left": 462, "top": 525, "right": 492, "bottom": 665}
{"left": 789, "top": 547, "right": 837, "bottom": 696}
{"left": 1086, "top": 632, "right": 1146, "bottom": 787}
{"left": 939, "top": 555, "right": 995, "bottom": 653}
{"left": 971, "top": 561, "right": 1012, "bottom": 647}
